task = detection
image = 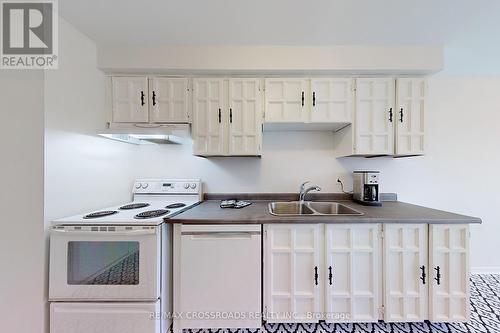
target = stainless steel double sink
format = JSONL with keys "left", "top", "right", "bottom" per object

{"left": 269, "top": 201, "right": 363, "bottom": 216}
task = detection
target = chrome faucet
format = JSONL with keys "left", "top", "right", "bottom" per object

{"left": 298, "top": 181, "right": 321, "bottom": 204}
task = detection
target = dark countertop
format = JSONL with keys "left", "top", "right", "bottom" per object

{"left": 168, "top": 199, "right": 482, "bottom": 224}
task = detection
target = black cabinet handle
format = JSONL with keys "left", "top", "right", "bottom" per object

{"left": 389, "top": 107, "right": 393, "bottom": 122}
{"left": 218, "top": 108, "right": 221, "bottom": 123}
{"left": 312, "top": 92, "right": 316, "bottom": 107}
{"left": 152, "top": 91, "right": 156, "bottom": 106}
{"left": 314, "top": 266, "right": 318, "bottom": 286}
{"left": 328, "top": 266, "right": 333, "bottom": 285}
{"left": 434, "top": 266, "right": 441, "bottom": 285}
{"left": 230, "top": 108, "right": 232, "bottom": 123}
{"left": 420, "top": 265, "right": 426, "bottom": 285}
{"left": 140, "top": 91, "right": 145, "bottom": 106}
{"left": 301, "top": 91, "right": 305, "bottom": 107}
{"left": 399, "top": 108, "right": 403, "bottom": 122}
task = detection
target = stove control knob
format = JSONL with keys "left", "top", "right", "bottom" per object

{"left": 190, "top": 183, "right": 197, "bottom": 189}
{"left": 141, "top": 183, "right": 148, "bottom": 189}
{"left": 135, "top": 183, "right": 142, "bottom": 189}
{"left": 184, "top": 183, "right": 190, "bottom": 189}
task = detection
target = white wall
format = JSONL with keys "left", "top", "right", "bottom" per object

{"left": 98, "top": 45, "right": 443, "bottom": 74}
{"left": 0, "top": 71, "right": 45, "bottom": 332}
{"left": 44, "top": 18, "right": 138, "bottom": 223}
{"left": 132, "top": 74, "right": 500, "bottom": 271}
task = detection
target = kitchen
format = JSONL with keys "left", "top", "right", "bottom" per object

{"left": 1, "top": 1, "right": 500, "bottom": 333}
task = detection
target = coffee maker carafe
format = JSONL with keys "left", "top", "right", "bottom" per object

{"left": 353, "top": 171, "right": 382, "bottom": 206}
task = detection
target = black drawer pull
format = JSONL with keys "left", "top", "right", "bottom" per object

{"left": 140, "top": 91, "right": 145, "bottom": 106}
{"left": 434, "top": 266, "right": 441, "bottom": 285}
{"left": 218, "top": 108, "right": 221, "bottom": 123}
{"left": 314, "top": 266, "right": 318, "bottom": 286}
{"left": 301, "top": 91, "right": 305, "bottom": 107}
{"left": 389, "top": 107, "right": 393, "bottom": 122}
{"left": 312, "top": 92, "right": 316, "bottom": 107}
{"left": 420, "top": 265, "right": 426, "bottom": 285}
{"left": 152, "top": 91, "right": 156, "bottom": 106}
{"left": 399, "top": 108, "right": 404, "bottom": 122}
{"left": 328, "top": 266, "right": 333, "bottom": 285}
{"left": 230, "top": 108, "right": 232, "bottom": 123}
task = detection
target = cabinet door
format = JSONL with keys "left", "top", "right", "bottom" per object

{"left": 310, "top": 78, "right": 353, "bottom": 123}
{"left": 384, "top": 224, "right": 428, "bottom": 322}
{"left": 264, "top": 79, "right": 309, "bottom": 122}
{"left": 150, "top": 78, "right": 189, "bottom": 123}
{"left": 264, "top": 224, "right": 321, "bottom": 323}
{"left": 429, "top": 224, "right": 470, "bottom": 322}
{"left": 228, "top": 79, "right": 262, "bottom": 155}
{"left": 395, "top": 78, "right": 426, "bottom": 156}
{"left": 192, "top": 79, "right": 226, "bottom": 155}
{"left": 111, "top": 77, "right": 149, "bottom": 123}
{"left": 325, "top": 224, "right": 380, "bottom": 323}
{"left": 354, "top": 78, "right": 395, "bottom": 155}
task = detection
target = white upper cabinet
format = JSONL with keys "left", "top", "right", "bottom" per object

{"left": 192, "top": 78, "right": 262, "bottom": 156}
{"left": 264, "top": 78, "right": 354, "bottom": 127}
{"left": 265, "top": 78, "right": 309, "bottom": 122}
{"left": 264, "top": 224, "right": 322, "bottom": 323}
{"left": 110, "top": 76, "right": 190, "bottom": 124}
{"left": 111, "top": 76, "right": 149, "bottom": 123}
{"left": 383, "top": 224, "right": 428, "bottom": 322}
{"left": 429, "top": 224, "right": 470, "bottom": 322}
{"left": 192, "top": 78, "right": 226, "bottom": 156}
{"left": 150, "top": 78, "right": 189, "bottom": 123}
{"left": 325, "top": 224, "right": 380, "bottom": 323}
{"left": 310, "top": 78, "right": 353, "bottom": 123}
{"left": 355, "top": 78, "right": 395, "bottom": 155}
{"left": 395, "top": 78, "right": 426, "bottom": 156}
{"left": 228, "top": 79, "right": 262, "bottom": 155}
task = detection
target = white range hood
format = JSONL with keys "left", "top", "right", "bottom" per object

{"left": 98, "top": 123, "right": 190, "bottom": 145}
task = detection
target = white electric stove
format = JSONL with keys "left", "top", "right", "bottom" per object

{"left": 53, "top": 179, "right": 203, "bottom": 226}
{"left": 49, "top": 179, "right": 202, "bottom": 333}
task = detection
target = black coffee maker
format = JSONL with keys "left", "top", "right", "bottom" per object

{"left": 353, "top": 171, "right": 382, "bottom": 206}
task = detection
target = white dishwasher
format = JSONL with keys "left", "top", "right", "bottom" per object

{"left": 174, "top": 224, "right": 261, "bottom": 330}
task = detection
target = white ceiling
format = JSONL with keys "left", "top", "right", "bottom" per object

{"left": 59, "top": 0, "right": 500, "bottom": 47}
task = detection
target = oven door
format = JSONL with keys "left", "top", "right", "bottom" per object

{"left": 49, "top": 225, "right": 160, "bottom": 301}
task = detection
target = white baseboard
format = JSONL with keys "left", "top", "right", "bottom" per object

{"left": 471, "top": 266, "right": 500, "bottom": 274}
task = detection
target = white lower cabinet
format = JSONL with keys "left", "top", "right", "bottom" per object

{"left": 264, "top": 223, "right": 470, "bottom": 325}
{"left": 429, "top": 224, "right": 470, "bottom": 322}
{"left": 264, "top": 224, "right": 322, "bottom": 323}
{"left": 325, "top": 224, "right": 380, "bottom": 323}
{"left": 383, "top": 224, "right": 428, "bottom": 322}
{"left": 264, "top": 224, "right": 380, "bottom": 324}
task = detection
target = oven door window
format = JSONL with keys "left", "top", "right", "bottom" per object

{"left": 67, "top": 241, "right": 139, "bottom": 285}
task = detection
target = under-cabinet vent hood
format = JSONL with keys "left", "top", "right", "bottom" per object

{"left": 98, "top": 123, "right": 190, "bottom": 145}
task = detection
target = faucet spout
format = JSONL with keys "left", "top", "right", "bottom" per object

{"left": 299, "top": 185, "right": 322, "bottom": 204}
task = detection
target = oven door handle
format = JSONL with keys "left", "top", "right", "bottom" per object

{"left": 51, "top": 229, "right": 156, "bottom": 236}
